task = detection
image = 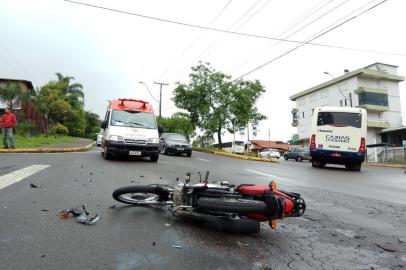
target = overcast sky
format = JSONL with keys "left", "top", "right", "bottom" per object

{"left": 1, "top": 0, "right": 405, "bottom": 142}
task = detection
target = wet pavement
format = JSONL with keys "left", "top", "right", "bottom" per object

{"left": 0, "top": 149, "right": 405, "bottom": 269}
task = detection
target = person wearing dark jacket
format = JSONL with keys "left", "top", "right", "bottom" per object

{"left": 1, "top": 107, "right": 16, "bottom": 149}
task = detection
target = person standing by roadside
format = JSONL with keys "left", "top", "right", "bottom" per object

{"left": 1, "top": 107, "right": 16, "bottom": 149}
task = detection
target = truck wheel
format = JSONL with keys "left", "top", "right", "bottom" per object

{"left": 352, "top": 164, "right": 361, "bottom": 171}
{"left": 284, "top": 155, "right": 288, "bottom": 160}
{"left": 103, "top": 148, "right": 112, "bottom": 160}
{"left": 150, "top": 153, "right": 159, "bottom": 162}
{"left": 297, "top": 156, "right": 302, "bottom": 162}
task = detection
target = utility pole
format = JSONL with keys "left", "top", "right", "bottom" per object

{"left": 154, "top": 81, "right": 169, "bottom": 117}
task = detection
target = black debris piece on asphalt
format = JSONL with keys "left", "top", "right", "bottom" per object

{"left": 109, "top": 205, "right": 117, "bottom": 209}
{"left": 74, "top": 179, "right": 79, "bottom": 182}
{"left": 88, "top": 179, "right": 92, "bottom": 182}
{"left": 41, "top": 255, "right": 46, "bottom": 258}
{"left": 152, "top": 242, "right": 156, "bottom": 246}
{"left": 130, "top": 180, "right": 141, "bottom": 183}
{"left": 59, "top": 205, "right": 100, "bottom": 225}
{"left": 81, "top": 165, "right": 84, "bottom": 169}
{"left": 139, "top": 175, "right": 144, "bottom": 178}
{"left": 30, "top": 183, "right": 42, "bottom": 188}
{"left": 159, "top": 177, "right": 162, "bottom": 179}
{"left": 89, "top": 172, "right": 93, "bottom": 176}
{"left": 41, "top": 209, "right": 49, "bottom": 212}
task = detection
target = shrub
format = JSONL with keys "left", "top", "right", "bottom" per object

{"left": 15, "top": 121, "right": 37, "bottom": 137}
{"left": 50, "top": 123, "right": 69, "bottom": 136}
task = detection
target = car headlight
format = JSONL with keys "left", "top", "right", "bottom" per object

{"left": 148, "top": 138, "right": 160, "bottom": 144}
{"left": 109, "top": 135, "right": 124, "bottom": 141}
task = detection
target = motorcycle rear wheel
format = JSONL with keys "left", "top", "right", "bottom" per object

{"left": 197, "top": 197, "right": 266, "bottom": 214}
{"left": 112, "top": 185, "right": 169, "bottom": 205}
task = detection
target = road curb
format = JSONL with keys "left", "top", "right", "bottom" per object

{"left": 0, "top": 142, "right": 95, "bottom": 153}
{"left": 196, "top": 149, "right": 278, "bottom": 163}
{"left": 364, "top": 162, "right": 406, "bottom": 169}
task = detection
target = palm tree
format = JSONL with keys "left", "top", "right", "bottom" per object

{"left": 55, "top": 72, "right": 85, "bottom": 105}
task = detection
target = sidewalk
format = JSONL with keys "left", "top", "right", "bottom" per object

{"left": 364, "top": 162, "right": 406, "bottom": 169}
{"left": 0, "top": 138, "right": 94, "bottom": 153}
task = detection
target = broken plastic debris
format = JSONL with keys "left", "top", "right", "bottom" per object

{"left": 30, "top": 183, "right": 42, "bottom": 188}
{"left": 109, "top": 205, "right": 117, "bottom": 209}
{"left": 237, "top": 241, "right": 250, "bottom": 246}
{"left": 58, "top": 205, "right": 99, "bottom": 225}
{"left": 165, "top": 223, "right": 170, "bottom": 227}
{"left": 75, "top": 211, "right": 100, "bottom": 225}
{"left": 171, "top": 245, "right": 182, "bottom": 249}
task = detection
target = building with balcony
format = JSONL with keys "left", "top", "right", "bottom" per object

{"left": 289, "top": 63, "right": 405, "bottom": 146}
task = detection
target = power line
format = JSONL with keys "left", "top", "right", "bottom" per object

{"left": 164, "top": 0, "right": 267, "bottom": 82}
{"left": 64, "top": 0, "right": 405, "bottom": 58}
{"left": 234, "top": 0, "right": 390, "bottom": 80}
{"left": 0, "top": 42, "right": 32, "bottom": 77}
{"left": 227, "top": 0, "right": 344, "bottom": 73}
{"left": 155, "top": 0, "right": 234, "bottom": 82}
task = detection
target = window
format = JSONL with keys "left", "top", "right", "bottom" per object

{"left": 340, "top": 100, "right": 343, "bottom": 107}
{"left": 344, "top": 99, "right": 347, "bottom": 106}
{"left": 358, "top": 92, "right": 388, "bottom": 106}
{"left": 110, "top": 110, "right": 157, "bottom": 129}
{"left": 317, "top": 112, "right": 362, "bottom": 128}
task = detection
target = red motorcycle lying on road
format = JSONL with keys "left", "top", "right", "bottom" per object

{"left": 112, "top": 172, "right": 306, "bottom": 233}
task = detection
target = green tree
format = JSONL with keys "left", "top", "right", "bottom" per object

{"left": 192, "top": 133, "right": 214, "bottom": 148}
{"left": 84, "top": 111, "right": 101, "bottom": 138}
{"left": 0, "top": 82, "right": 32, "bottom": 109}
{"left": 288, "top": 134, "right": 302, "bottom": 145}
{"left": 157, "top": 112, "right": 195, "bottom": 139}
{"left": 55, "top": 72, "right": 84, "bottom": 105}
{"left": 35, "top": 74, "right": 86, "bottom": 136}
{"left": 173, "top": 62, "right": 266, "bottom": 146}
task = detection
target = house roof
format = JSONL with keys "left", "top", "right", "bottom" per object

{"left": 0, "top": 78, "right": 34, "bottom": 91}
{"left": 289, "top": 63, "right": 405, "bottom": 101}
{"left": 250, "top": 140, "right": 290, "bottom": 151}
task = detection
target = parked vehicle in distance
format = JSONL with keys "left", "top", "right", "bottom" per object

{"left": 96, "top": 129, "right": 103, "bottom": 146}
{"left": 220, "top": 141, "right": 245, "bottom": 154}
{"left": 160, "top": 133, "right": 192, "bottom": 157}
{"left": 259, "top": 149, "right": 280, "bottom": 159}
{"left": 284, "top": 147, "right": 311, "bottom": 162}
{"left": 310, "top": 107, "right": 367, "bottom": 171}
{"left": 100, "top": 98, "right": 160, "bottom": 162}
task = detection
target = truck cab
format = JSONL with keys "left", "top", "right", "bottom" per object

{"left": 100, "top": 98, "right": 160, "bottom": 162}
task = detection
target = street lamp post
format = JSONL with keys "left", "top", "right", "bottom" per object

{"left": 323, "top": 71, "right": 352, "bottom": 107}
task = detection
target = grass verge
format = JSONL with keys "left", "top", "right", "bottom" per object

{"left": 12, "top": 135, "right": 77, "bottom": 148}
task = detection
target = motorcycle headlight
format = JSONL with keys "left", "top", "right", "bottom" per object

{"left": 148, "top": 138, "right": 160, "bottom": 144}
{"left": 109, "top": 135, "right": 124, "bottom": 141}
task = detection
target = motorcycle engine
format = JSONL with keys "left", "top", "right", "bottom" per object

{"left": 173, "top": 184, "right": 183, "bottom": 206}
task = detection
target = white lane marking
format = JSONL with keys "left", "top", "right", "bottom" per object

{"left": 195, "top": 158, "right": 210, "bottom": 162}
{"left": 0, "top": 165, "right": 50, "bottom": 190}
{"left": 244, "top": 169, "right": 299, "bottom": 185}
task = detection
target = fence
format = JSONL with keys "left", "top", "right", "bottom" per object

{"left": 366, "top": 146, "right": 406, "bottom": 163}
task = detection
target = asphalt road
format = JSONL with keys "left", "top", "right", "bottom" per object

{"left": 0, "top": 149, "right": 405, "bottom": 270}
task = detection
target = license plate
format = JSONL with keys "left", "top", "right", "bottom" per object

{"left": 331, "top": 153, "right": 341, "bottom": 157}
{"left": 176, "top": 148, "right": 184, "bottom": 151}
{"left": 129, "top": 151, "right": 141, "bottom": 156}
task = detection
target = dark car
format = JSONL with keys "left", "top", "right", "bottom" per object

{"left": 160, "top": 133, "right": 192, "bottom": 157}
{"left": 284, "top": 147, "right": 311, "bottom": 162}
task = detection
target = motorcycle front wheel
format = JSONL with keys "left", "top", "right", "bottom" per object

{"left": 112, "top": 185, "right": 170, "bottom": 205}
